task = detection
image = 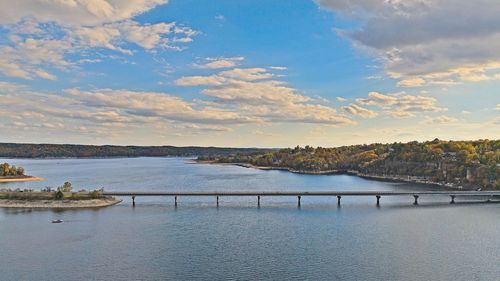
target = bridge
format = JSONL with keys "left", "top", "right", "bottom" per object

{"left": 103, "top": 191, "right": 500, "bottom": 207}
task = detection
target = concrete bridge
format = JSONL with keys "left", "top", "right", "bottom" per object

{"left": 103, "top": 191, "right": 500, "bottom": 207}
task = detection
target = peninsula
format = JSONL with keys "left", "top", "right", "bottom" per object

{"left": 0, "top": 162, "right": 44, "bottom": 183}
{"left": 199, "top": 139, "right": 499, "bottom": 190}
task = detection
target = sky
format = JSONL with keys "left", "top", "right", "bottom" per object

{"left": 0, "top": 0, "right": 499, "bottom": 147}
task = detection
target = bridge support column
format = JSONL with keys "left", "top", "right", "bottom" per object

{"left": 337, "top": 196, "right": 341, "bottom": 206}
{"left": 175, "top": 196, "right": 178, "bottom": 207}
{"left": 132, "top": 195, "right": 136, "bottom": 207}
{"left": 297, "top": 196, "right": 301, "bottom": 208}
{"left": 216, "top": 196, "right": 219, "bottom": 207}
{"left": 257, "top": 196, "right": 260, "bottom": 207}
{"left": 450, "top": 195, "right": 455, "bottom": 204}
{"left": 376, "top": 195, "right": 381, "bottom": 206}
{"left": 413, "top": 195, "right": 419, "bottom": 205}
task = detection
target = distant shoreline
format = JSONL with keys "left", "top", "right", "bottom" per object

{"left": 0, "top": 176, "right": 44, "bottom": 183}
{"left": 0, "top": 197, "right": 122, "bottom": 209}
{"left": 197, "top": 160, "right": 466, "bottom": 190}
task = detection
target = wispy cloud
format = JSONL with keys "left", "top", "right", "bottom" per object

{"left": 342, "top": 103, "right": 378, "bottom": 119}
{"left": 194, "top": 57, "right": 245, "bottom": 69}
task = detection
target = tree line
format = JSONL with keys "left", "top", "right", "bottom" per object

{"left": 0, "top": 143, "right": 273, "bottom": 158}
{"left": 0, "top": 163, "right": 25, "bottom": 177}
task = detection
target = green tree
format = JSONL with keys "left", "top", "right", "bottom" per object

{"left": 57, "top": 182, "right": 73, "bottom": 192}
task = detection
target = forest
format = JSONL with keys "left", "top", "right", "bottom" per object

{"left": 0, "top": 143, "right": 273, "bottom": 158}
{"left": 201, "top": 139, "right": 500, "bottom": 190}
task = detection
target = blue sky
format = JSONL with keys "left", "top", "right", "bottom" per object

{"left": 0, "top": 0, "right": 499, "bottom": 147}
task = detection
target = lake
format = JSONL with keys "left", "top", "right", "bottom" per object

{"left": 0, "top": 157, "right": 498, "bottom": 281}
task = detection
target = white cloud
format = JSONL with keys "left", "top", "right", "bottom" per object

{"left": 423, "top": 115, "right": 458, "bottom": 124}
{"left": 176, "top": 67, "right": 354, "bottom": 126}
{"left": 0, "top": 81, "right": 29, "bottom": 93}
{"left": 269, "top": 66, "right": 287, "bottom": 70}
{"left": 194, "top": 57, "right": 244, "bottom": 69}
{"left": 215, "top": 15, "right": 226, "bottom": 21}
{"left": 356, "top": 91, "right": 397, "bottom": 107}
{"left": 342, "top": 103, "right": 378, "bottom": 118}
{"left": 64, "top": 88, "right": 251, "bottom": 124}
{"left": 0, "top": 0, "right": 168, "bottom": 26}
{"left": 355, "top": 91, "right": 446, "bottom": 118}
{"left": 317, "top": 0, "right": 500, "bottom": 86}
{"left": 336, "top": 97, "right": 347, "bottom": 102}
{"left": 0, "top": 1, "right": 195, "bottom": 80}
{"left": 218, "top": 68, "right": 273, "bottom": 81}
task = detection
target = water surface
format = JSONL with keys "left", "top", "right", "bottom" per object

{"left": 0, "top": 158, "right": 498, "bottom": 281}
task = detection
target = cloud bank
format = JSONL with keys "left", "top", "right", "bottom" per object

{"left": 317, "top": 0, "right": 500, "bottom": 86}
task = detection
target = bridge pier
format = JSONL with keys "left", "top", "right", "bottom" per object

{"left": 175, "top": 196, "right": 178, "bottom": 207}
{"left": 132, "top": 195, "right": 135, "bottom": 207}
{"left": 413, "top": 195, "right": 419, "bottom": 205}
{"left": 376, "top": 195, "right": 381, "bottom": 206}
{"left": 337, "top": 195, "right": 341, "bottom": 206}
{"left": 257, "top": 196, "right": 261, "bottom": 207}
{"left": 297, "top": 196, "right": 301, "bottom": 208}
{"left": 216, "top": 196, "right": 219, "bottom": 207}
{"left": 450, "top": 195, "right": 455, "bottom": 204}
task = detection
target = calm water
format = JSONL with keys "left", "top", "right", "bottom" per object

{"left": 0, "top": 157, "right": 498, "bottom": 281}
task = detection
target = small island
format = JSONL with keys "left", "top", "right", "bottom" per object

{"left": 0, "top": 162, "right": 44, "bottom": 183}
{"left": 0, "top": 181, "right": 121, "bottom": 209}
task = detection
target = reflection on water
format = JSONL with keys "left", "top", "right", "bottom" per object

{"left": 0, "top": 157, "right": 499, "bottom": 281}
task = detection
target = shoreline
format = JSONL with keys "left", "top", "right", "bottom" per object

{"left": 0, "top": 197, "right": 122, "bottom": 209}
{"left": 0, "top": 176, "right": 44, "bottom": 183}
{"left": 198, "top": 161, "right": 470, "bottom": 190}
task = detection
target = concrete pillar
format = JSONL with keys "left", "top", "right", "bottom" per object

{"left": 337, "top": 195, "right": 341, "bottom": 206}
{"left": 216, "top": 196, "right": 219, "bottom": 207}
{"left": 413, "top": 195, "right": 419, "bottom": 205}
{"left": 297, "top": 196, "right": 301, "bottom": 207}
{"left": 132, "top": 195, "right": 136, "bottom": 207}
{"left": 376, "top": 195, "right": 381, "bottom": 206}
{"left": 450, "top": 195, "right": 455, "bottom": 204}
{"left": 257, "top": 195, "right": 261, "bottom": 207}
{"left": 175, "top": 196, "right": 178, "bottom": 207}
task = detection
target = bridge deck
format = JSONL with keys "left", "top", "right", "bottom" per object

{"left": 104, "top": 191, "right": 500, "bottom": 206}
{"left": 104, "top": 191, "right": 500, "bottom": 196}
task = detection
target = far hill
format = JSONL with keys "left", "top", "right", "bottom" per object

{"left": 0, "top": 143, "right": 274, "bottom": 158}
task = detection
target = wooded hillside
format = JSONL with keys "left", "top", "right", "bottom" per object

{"left": 203, "top": 139, "right": 499, "bottom": 189}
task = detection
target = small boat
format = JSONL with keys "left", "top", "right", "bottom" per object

{"left": 51, "top": 219, "right": 63, "bottom": 223}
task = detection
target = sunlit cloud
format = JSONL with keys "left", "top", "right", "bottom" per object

{"left": 176, "top": 67, "right": 354, "bottom": 126}
{"left": 355, "top": 91, "right": 446, "bottom": 118}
